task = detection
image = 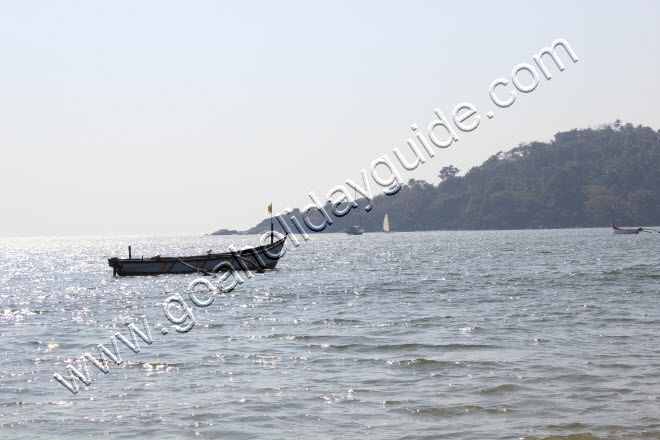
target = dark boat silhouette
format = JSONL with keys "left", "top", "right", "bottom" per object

{"left": 611, "top": 204, "right": 642, "bottom": 234}
{"left": 109, "top": 235, "right": 287, "bottom": 276}
{"left": 345, "top": 225, "right": 364, "bottom": 235}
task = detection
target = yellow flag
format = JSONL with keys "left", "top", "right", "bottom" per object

{"left": 268, "top": 203, "right": 272, "bottom": 214}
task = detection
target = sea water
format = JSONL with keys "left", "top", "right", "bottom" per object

{"left": 1, "top": 229, "right": 658, "bottom": 439}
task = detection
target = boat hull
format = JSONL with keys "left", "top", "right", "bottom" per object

{"left": 345, "top": 225, "right": 364, "bottom": 235}
{"left": 611, "top": 226, "right": 641, "bottom": 234}
{"left": 109, "top": 236, "right": 287, "bottom": 276}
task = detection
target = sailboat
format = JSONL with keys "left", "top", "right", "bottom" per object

{"left": 383, "top": 213, "right": 390, "bottom": 233}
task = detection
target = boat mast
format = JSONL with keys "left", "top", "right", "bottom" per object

{"left": 268, "top": 202, "right": 273, "bottom": 244}
{"left": 356, "top": 187, "right": 361, "bottom": 229}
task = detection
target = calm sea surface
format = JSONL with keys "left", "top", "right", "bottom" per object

{"left": 1, "top": 229, "right": 659, "bottom": 440}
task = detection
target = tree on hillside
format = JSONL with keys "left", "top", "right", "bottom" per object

{"left": 438, "top": 165, "right": 460, "bottom": 181}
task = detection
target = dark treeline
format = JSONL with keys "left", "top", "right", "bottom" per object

{"left": 224, "top": 122, "right": 659, "bottom": 235}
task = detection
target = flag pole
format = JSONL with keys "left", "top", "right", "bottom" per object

{"left": 270, "top": 203, "right": 273, "bottom": 244}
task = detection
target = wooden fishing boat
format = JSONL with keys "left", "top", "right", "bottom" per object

{"left": 611, "top": 204, "right": 642, "bottom": 234}
{"left": 108, "top": 235, "right": 287, "bottom": 276}
{"left": 611, "top": 225, "right": 642, "bottom": 234}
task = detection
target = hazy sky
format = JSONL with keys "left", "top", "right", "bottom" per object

{"left": 1, "top": 0, "right": 658, "bottom": 236}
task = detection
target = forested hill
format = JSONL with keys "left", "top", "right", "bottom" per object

{"left": 218, "top": 122, "right": 659, "bottom": 235}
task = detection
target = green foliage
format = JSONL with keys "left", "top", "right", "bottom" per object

{"left": 427, "top": 123, "right": 658, "bottom": 229}
{"left": 242, "top": 123, "right": 660, "bottom": 233}
{"left": 438, "top": 165, "right": 460, "bottom": 181}
{"left": 361, "top": 123, "right": 659, "bottom": 230}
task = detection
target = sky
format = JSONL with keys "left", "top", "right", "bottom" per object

{"left": 1, "top": 0, "right": 659, "bottom": 236}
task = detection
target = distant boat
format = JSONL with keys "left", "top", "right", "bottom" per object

{"left": 345, "top": 225, "right": 364, "bottom": 235}
{"left": 612, "top": 226, "right": 642, "bottom": 234}
{"left": 611, "top": 204, "right": 642, "bottom": 235}
{"left": 346, "top": 188, "right": 364, "bottom": 235}
{"left": 108, "top": 235, "right": 287, "bottom": 276}
{"left": 383, "top": 213, "right": 390, "bottom": 233}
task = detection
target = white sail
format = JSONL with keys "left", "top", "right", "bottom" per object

{"left": 383, "top": 214, "right": 390, "bottom": 232}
